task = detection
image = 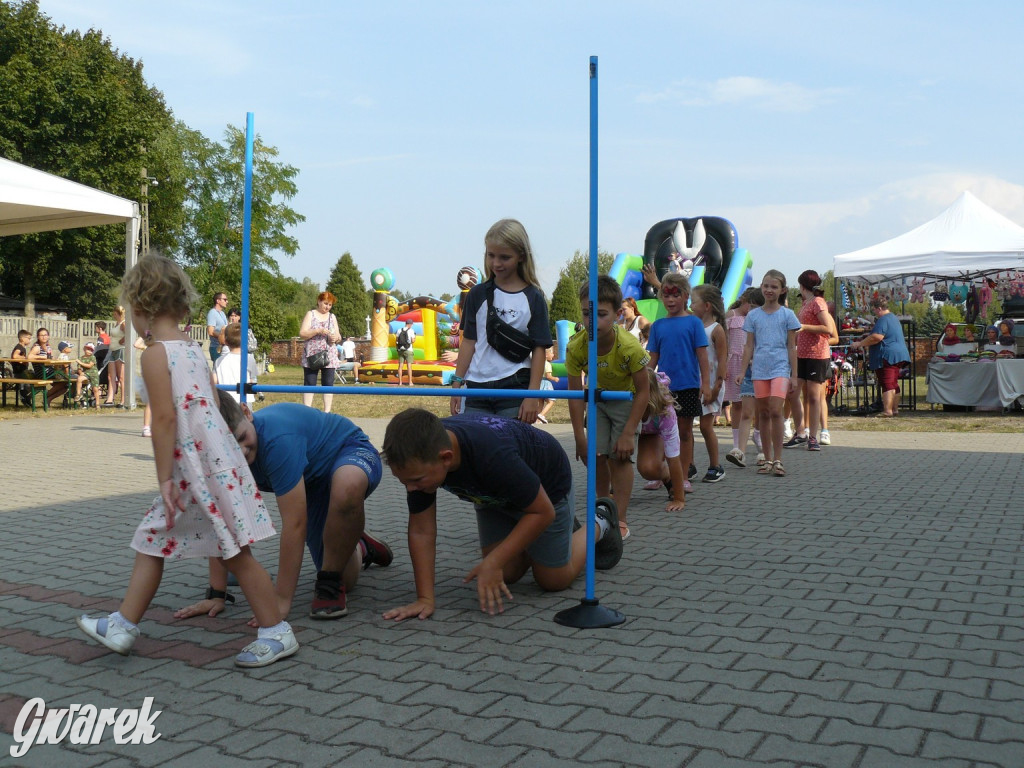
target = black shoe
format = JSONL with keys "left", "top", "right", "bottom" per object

{"left": 702, "top": 466, "right": 725, "bottom": 483}
{"left": 310, "top": 571, "right": 348, "bottom": 619}
{"left": 688, "top": 464, "right": 697, "bottom": 480}
{"left": 360, "top": 532, "right": 393, "bottom": 570}
{"left": 783, "top": 435, "right": 807, "bottom": 449}
{"left": 594, "top": 497, "right": 624, "bottom": 570}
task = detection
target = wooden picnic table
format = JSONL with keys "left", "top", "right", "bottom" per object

{"left": 0, "top": 357, "right": 74, "bottom": 412}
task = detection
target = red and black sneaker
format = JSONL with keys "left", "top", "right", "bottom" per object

{"left": 310, "top": 571, "right": 348, "bottom": 619}
{"left": 360, "top": 532, "right": 394, "bottom": 570}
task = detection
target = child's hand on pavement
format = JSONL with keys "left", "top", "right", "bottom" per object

{"left": 383, "top": 599, "right": 435, "bottom": 622}
{"left": 465, "top": 560, "right": 512, "bottom": 616}
{"left": 173, "top": 598, "right": 227, "bottom": 620}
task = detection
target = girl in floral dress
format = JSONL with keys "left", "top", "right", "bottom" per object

{"left": 77, "top": 255, "right": 297, "bottom": 668}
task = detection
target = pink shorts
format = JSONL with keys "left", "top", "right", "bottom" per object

{"left": 753, "top": 377, "right": 790, "bottom": 399}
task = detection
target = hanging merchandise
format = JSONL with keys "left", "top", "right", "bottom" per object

{"left": 841, "top": 281, "right": 851, "bottom": 309}
{"left": 978, "top": 279, "right": 994, "bottom": 319}
{"left": 910, "top": 277, "right": 927, "bottom": 303}
{"left": 948, "top": 282, "right": 968, "bottom": 304}
{"left": 893, "top": 281, "right": 909, "bottom": 303}
{"left": 932, "top": 281, "right": 949, "bottom": 301}
{"left": 965, "top": 283, "right": 979, "bottom": 323}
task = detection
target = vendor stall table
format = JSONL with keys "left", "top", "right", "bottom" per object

{"left": 926, "top": 358, "right": 1024, "bottom": 410}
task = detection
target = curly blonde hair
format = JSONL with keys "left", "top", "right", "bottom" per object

{"left": 121, "top": 254, "right": 198, "bottom": 322}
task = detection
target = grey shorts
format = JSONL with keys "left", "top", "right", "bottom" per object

{"left": 594, "top": 399, "right": 639, "bottom": 457}
{"left": 476, "top": 477, "right": 574, "bottom": 568}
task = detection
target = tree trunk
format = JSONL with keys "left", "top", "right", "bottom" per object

{"left": 22, "top": 259, "right": 35, "bottom": 318}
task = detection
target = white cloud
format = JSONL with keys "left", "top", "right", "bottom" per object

{"left": 636, "top": 76, "right": 846, "bottom": 112}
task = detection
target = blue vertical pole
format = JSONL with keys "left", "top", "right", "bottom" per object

{"left": 239, "top": 113, "right": 255, "bottom": 401}
{"left": 584, "top": 56, "right": 599, "bottom": 601}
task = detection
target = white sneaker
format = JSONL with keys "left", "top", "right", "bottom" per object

{"left": 235, "top": 628, "right": 299, "bottom": 668}
{"left": 819, "top": 429, "right": 831, "bottom": 446}
{"left": 141, "top": 426, "right": 152, "bottom": 437}
{"left": 77, "top": 614, "right": 138, "bottom": 655}
{"left": 783, "top": 419, "right": 794, "bottom": 441}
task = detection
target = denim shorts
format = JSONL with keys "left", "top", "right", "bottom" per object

{"left": 739, "top": 366, "right": 755, "bottom": 398}
{"left": 303, "top": 436, "right": 382, "bottom": 570}
{"left": 464, "top": 368, "right": 531, "bottom": 418}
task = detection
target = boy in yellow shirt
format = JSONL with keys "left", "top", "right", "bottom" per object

{"left": 566, "top": 276, "right": 650, "bottom": 541}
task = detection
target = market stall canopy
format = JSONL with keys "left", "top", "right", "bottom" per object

{"left": 833, "top": 191, "right": 1024, "bottom": 284}
{"left": 0, "top": 156, "right": 137, "bottom": 236}
{"left": 0, "top": 155, "right": 140, "bottom": 408}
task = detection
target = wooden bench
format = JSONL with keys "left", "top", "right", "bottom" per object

{"left": 0, "top": 378, "right": 53, "bottom": 412}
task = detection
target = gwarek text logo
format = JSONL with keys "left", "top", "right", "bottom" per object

{"left": 10, "top": 697, "right": 162, "bottom": 757}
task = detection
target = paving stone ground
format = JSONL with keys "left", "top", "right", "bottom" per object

{"left": 1, "top": 410, "right": 1023, "bottom": 767}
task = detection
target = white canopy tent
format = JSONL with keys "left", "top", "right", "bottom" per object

{"left": 0, "top": 156, "right": 141, "bottom": 407}
{"left": 833, "top": 191, "right": 1024, "bottom": 284}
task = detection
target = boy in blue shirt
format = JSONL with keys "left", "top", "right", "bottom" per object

{"left": 176, "top": 401, "right": 391, "bottom": 622}
{"left": 381, "top": 408, "right": 624, "bottom": 620}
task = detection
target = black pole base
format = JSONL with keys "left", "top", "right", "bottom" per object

{"left": 554, "top": 597, "right": 626, "bottom": 628}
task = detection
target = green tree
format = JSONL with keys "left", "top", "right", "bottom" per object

{"left": 325, "top": 252, "right": 371, "bottom": 337}
{"left": 245, "top": 280, "right": 287, "bottom": 354}
{"left": 560, "top": 249, "right": 616, "bottom": 291}
{"left": 176, "top": 121, "right": 304, "bottom": 313}
{"left": 0, "top": 0, "right": 178, "bottom": 317}
{"left": 549, "top": 272, "right": 582, "bottom": 334}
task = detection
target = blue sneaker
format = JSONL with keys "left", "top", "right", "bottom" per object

{"left": 235, "top": 628, "right": 299, "bottom": 668}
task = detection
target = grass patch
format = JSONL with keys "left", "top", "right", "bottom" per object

{"left": 4, "top": 364, "right": 1021, "bottom": 432}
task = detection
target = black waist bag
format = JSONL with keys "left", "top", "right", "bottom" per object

{"left": 486, "top": 282, "right": 534, "bottom": 363}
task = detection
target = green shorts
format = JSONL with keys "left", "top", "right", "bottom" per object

{"left": 593, "top": 398, "right": 639, "bottom": 458}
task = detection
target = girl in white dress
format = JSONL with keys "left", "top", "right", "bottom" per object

{"left": 77, "top": 255, "right": 297, "bottom": 668}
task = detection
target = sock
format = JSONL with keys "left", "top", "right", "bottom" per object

{"left": 732, "top": 428, "right": 739, "bottom": 450}
{"left": 316, "top": 569, "right": 341, "bottom": 583}
{"left": 258, "top": 620, "right": 291, "bottom": 638}
{"left": 357, "top": 538, "right": 368, "bottom": 563}
{"left": 594, "top": 514, "right": 611, "bottom": 541}
{"left": 109, "top": 611, "right": 137, "bottom": 631}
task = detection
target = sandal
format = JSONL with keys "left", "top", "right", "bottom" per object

{"left": 757, "top": 461, "right": 772, "bottom": 474}
{"left": 618, "top": 520, "right": 631, "bottom": 541}
{"left": 773, "top": 460, "right": 786, "bottom": 477}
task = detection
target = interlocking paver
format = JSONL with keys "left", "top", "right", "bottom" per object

{"left": 2, "top": 413, "right": 1024, "bottom": 766}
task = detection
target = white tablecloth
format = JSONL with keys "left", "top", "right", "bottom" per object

{"left": 927, "top": 359, "right": 1024, "bottom": 408}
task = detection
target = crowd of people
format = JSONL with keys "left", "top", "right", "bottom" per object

{"left": 65, "top": 220, "right": 918, "bottom": 672}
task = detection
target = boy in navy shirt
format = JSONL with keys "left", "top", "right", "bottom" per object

{"left": 381, "top": 408, "right": 623, "bottom": 620}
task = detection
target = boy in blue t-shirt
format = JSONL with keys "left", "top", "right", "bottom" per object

{"left": 646, "top": 273, "right": 710, "bottom": 492}
{"left": 176, "top": 401, "right": 391, "bottom": 622}
{"left": 381, "top": 409, "right": 624, "bottom": 620}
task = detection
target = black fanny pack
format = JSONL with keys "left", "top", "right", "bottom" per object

{"left": 485, "top": 282, "right": 534, "bottom": 363}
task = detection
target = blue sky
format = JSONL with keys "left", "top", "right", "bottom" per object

{"left": 37, "top": 0, "right": 1024, "bottom": 298}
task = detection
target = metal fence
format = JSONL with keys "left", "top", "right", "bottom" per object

{"left": 0, "top": 316, "right": 207, "bottom": 355}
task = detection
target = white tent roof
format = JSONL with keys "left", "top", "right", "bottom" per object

{"left": 0, "top": 156, "right": 137, "bottom": 236}
{"left": 833, "top": 191, "right": 1024, "bottom": 283}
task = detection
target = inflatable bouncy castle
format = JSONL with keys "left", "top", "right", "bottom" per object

{"left": 360, "top": 266, "right": 481, "bottom": 385}
{"left": 548, "top": 216, "right": 755, "bottom": 389}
